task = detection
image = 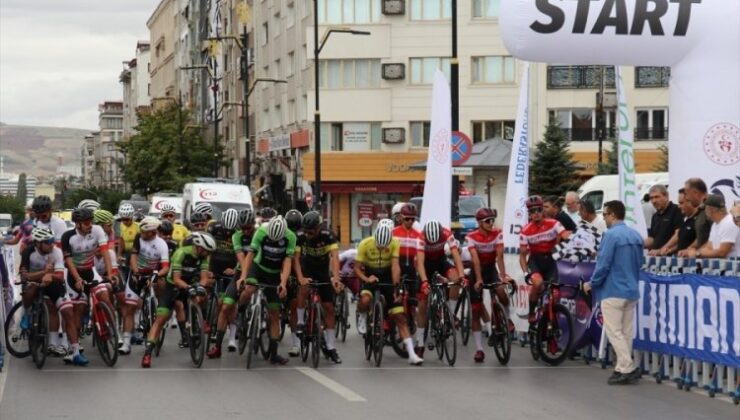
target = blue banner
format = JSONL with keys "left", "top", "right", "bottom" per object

{"left": 634, "top": 272, "right": 740, "bottom": 368}
{"left": 557, "top": 261, "right": 603, "bottom": 351}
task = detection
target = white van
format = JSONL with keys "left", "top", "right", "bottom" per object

{"left": 578, "top": 172, "right": 668, "bottom": 213}
{"left": 182, "top": 181, "right": 253, "bottom": 222}
{"left": 0, "top": 213, "right": 13, "bottom": 233}
{"left": 149, "top": 193, "right": 184, "bottom": 221}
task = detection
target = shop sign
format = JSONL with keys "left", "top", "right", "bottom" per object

{"left": 357, "top": 201, "right": 375, "bottom": 227}
{"left": 268, "top": 134, "right": 290, "bottom": 152}
{"left": 343, "top": 123, "right": 371, "bottom": 152}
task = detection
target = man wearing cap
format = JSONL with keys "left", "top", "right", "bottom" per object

{"left": 683, "top": 194, "right": 740, "bottom": 259}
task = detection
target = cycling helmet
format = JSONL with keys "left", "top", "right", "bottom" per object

{"left": 238, "top": 209, "right": 255, "bottom": 227}
{"left": 526, "top": 195, "right": 545, "bottom": 209}
{"left": 31, "top": 227, "right": 55, "bottom": 242}
{"left": 266, "top": 216, "right": 287, "bottom": 241}
{"left": 191, "top": 231, "right": 217, "bottom": 252}
{"left": 160, "top": 203, "right": 176, "bottom": 214}
{"left": 139, "top": 216, "right": 161, "bottom": 232}
{"left": 400, "top": 203, "right": 418, "bottom": 218}
{"left": 94, "top": 209, "right": 114, "bottom": 225}
{"left": 221, "top": 208, "right": 239, "bottom": 230}
{"left": 285, "top": 209, "right": 303, "bottom": 232}
{"left": 377, "top": 218, "right": 395, "bottom": 229}
{"left": 118, "top": 202, "right": 135, "bottom": 218}
{"left": 193, "top": 202, "right": 213, "bottom": 216}
{"left": 158, "top": 220, "right": 174, "bottom": 235}
{"left": 391, "top": 202, "right": 406, "bottom": 217}
{"left": 78, "top": 199, "right": 101, "bottom": 211}
{"left": 302, "top": 211, "right": 322, "bottom": 230}
{"left": 373, "top": 223, "right": 393, "bottom": 248}
{"left": 32, "top": 195, "right": 53, "bottom": 213}
{"left": 260, "top": 207, "right": 277, "bottom": 220}
{"left": 423, "top": 220, "right": 442, "bottom": 243}
{"left": 72, "top": 208, "right": 94, "bottom": 223}
{"left": 475, "top": 207, "right": 497, "bottom": 221}
{"left": 190, "top": 212, "right": 207, "bottom": 224}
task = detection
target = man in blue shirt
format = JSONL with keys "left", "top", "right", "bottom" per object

{"left": 585, "top": 200, "right": 644, "bottom": 385}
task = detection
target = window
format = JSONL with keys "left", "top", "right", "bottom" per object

{"left": 471, "top": 120, "right": 515, "bottom": 142}
{"left": 287, "top": 51, "right": 295, "bottom": 77}
{"left": 635, "top": 109, "right": 668, "bottom": 140}
{"left": 410, "top": 57, "right": 451, "bottom": 85}
{"left": 263, "top": 64, "right": 269, "bottom": 77}
{"left": 635, "top": 67, "right": 670, "bottom": 88}
{"left": 287, "top": 2, "right": 296, "bottom": 27}
{"left": 471, "top": 56, "right": 515, "bottom": 84}
{"left": 473, "top": 0, "right": 500, "bottom": 18}
{"left": 274, "top": 59, "right": 281, "bottom": 79}
{"left": 318, "top": 59, "right": 381, "bottom": 88}
{"left": 274, "top": 104, "right": 282, "bottom": 128}
{"left": 261, "top": 22, "right": 269, "bottom": 45}
{"left": 331, "top": 123, "right": 343, "bottom": 151}
{"left": 318, "top": 0, "right": 382, "bottom": 24}
{"left": 410, "top": 0, "right": 452, "bottom": 21}
{"left": 299, "top": 44, "right": 307, "bottom": 70}
{"left": 549, "top": 108, "right": 617, "bottom": 142}
{"left": 273, "top": 12, "right": 280, "bottom": 37}
{"left": 547, "top": 66, "right": 615, "bottom": 89}
{"left": 262, "top": 108, "right": 270, "bottom": 131}
{"left": 410, "top": 121, "right": 431, "bottom": 147}
{"left": 223, "top": 51, "right": 229, "bottom": 72}
{"left": 288, "top": 99, "right": 296, "bottom": 123}
{"left": 301, "top": 94, "right": 308, "bottom": 122}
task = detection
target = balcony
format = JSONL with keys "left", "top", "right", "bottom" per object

{"left": 561, "top": 128, "right": 616, "bottom": 142}
{"left": 634, "top": 127, "right": 668, "bottom": 141}
{"left": 635, "top": 67, "right": 670, "bottom": 88}
{"left": 547, "top": 66, "right": 615, "bottom": 89}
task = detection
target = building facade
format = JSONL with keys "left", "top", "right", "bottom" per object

{"left": 148, "top": 0, "right": 178, "bottom": 101}
{"left": 121, "top": 42, "right": 152, "bottom": 142}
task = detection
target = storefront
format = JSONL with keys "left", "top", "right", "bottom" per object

{"left": 254, "top": 129, "right": 310, "bottom": 212}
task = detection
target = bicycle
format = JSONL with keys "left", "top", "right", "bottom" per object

{"left": 3, "top": 282, "right": 50, "bottom": 369}
{"left": 205, "top": 274, "right": 232, "bottom": 341}
{"left": 84, "top": 280, "right": 120, "bottom": 367}
{"left": 424, "top": 273, "right": 457, "bottom": 366}
{"left": 363, "top": 281, "right": 406, "bottom": 367}
{"left": 136, "top": 273, "right": 166, "bottom": 357}
{"left": 525, "top": 275, "right": 578, "bottom": 366}
{"left": 481, "top": 282, "right": 515, "bottom": 365}
{"left": 300, "top": 281, "right": 331, "bottom": 368}
{"left": 454, "top": 281, "right": 472, "bottom": 346}
{"left": 185, "top": 284, "right": 208, "bottom": 368}
{"left": 333, "top": 281, "right": 351, "bottom": 343}
{"left": 243, "top": 283, "right": 276, "bottom": 369}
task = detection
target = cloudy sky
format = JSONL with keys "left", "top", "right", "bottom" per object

{"left": 0, "top": 0, "right": 160, "bottom": 130}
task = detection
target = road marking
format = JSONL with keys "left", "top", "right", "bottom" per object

{"left": 294, "top": 367, "right": 367, "bottom": 402}
{"left": 0, "top": 356, "right": 9, "bottom": 405}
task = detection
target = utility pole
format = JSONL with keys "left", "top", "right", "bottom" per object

{"left": 597, "top": 65, "right": 606, "bottom": 165}
{"left": 212, "top": 58, "right": 219, "bottom": 178}
{"left": 450, "top": 0, "right": 460, "bottom": 220}
{"left": 313, "top": 0, "right": 321, "bottom": 211}
{"left": 240, "top": 28, "right": 250, "bottom": 186}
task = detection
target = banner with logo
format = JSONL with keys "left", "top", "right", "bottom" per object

{"left": 420, "top": 70, "right": 452, "bottom": 227}
{"left": 499, "top": 0, "right": 740, "bottom": 205}
{"left": 503, "top": 63, "right": 530, "bottom": 249}
{"left": 634, "top": 272, "right": 740, "bottom": 367}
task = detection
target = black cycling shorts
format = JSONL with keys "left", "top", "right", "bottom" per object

{"left": 424, "top": 258, "right": 455, "bottom": 280}
{"left": 400, "top": 261, "right": 418, "bottom": 306}
{"left": 303, "top": 267, "right": 334, "bottom": 304}
{"left": 246, "top": 264, "right": 282, "bottom": 309}
{"left": 157, "top": 281, "right": 189, "bottom": 316}
{"left": 527, "top": 253, "right": 559, "bottom": 284}
{"left": 360, "top": 269, "right": 403, "bottom": 315}
{"left": 470, "top": 265, "right": 499, "bottom": 304}
{"left": 23, "top": 281, "right": 72, "bottom": 311}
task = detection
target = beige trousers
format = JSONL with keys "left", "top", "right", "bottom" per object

{"left": 601, "top": 298, "right": 637, "bottom": 374}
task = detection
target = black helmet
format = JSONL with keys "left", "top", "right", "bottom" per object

{"left": 158, "top": 220, "right": 174, "bottom": 235}
{"left": 72, "top": 207, "right": 94, "bottom": 223}
{"left": 238, "top": 209, "right": 255, "bottom": 227}
{"left": 285, "top": 209, "right": 303, "bottom": 232}
{"left": 302, "top": 211, "right": 322, "bottom": 230}
{"left": 32, "top": 195, "right": 53, "bottom": 213}
{"left": 190, "top": 212, "right": 207, "bottom": 224}
{"left": 260, "top": 207, "right": 277, "bottom": 220}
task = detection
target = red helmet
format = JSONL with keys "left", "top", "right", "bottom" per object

{"left": 475, "top": 207, "right": 497, "bottom": 221}
{"left": 526, "top": 195, "right": 544, "bottom": 209}
{"left": 400, "top": 203, "right": 418, "bottom": 218}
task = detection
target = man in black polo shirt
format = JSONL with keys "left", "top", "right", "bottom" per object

{"left": 678, "top": 178, "right": 714, "bottom": 257}
{"left": 646, "top": 185, "right": 682, "bottom": 254}
{"left": 655, "top": 188, "right": 698, "bottom": 256}
{"left": 544, "top": 196, "right": 577, "bottom": 232}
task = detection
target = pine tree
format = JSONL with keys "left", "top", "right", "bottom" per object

{"left": 529, "top": 118, "right": 581, "bottom": 197}
{"left": 652, "top": 143, "right": 669, "bottom": 172}
{"left": 15, "top": 173, "right": 27, "bottom": 202}
{"left": 596, "top": 137, "right": 618, "bottom": 175}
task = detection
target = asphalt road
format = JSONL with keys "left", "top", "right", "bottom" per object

{"left": 1, "top": 321, "right": 737, "bottom": 420}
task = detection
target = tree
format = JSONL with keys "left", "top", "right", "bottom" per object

{"left": 63, "top": 187, "right": 128, "bottom": 213}
{"left": 652, "top": 143, "right": 669, "bottom": 172}
{"left": 596, "top": 137, "right": 618, "bottom": 175}
{"left": 120, "top": 104, "right": 227, "bottom": 195}
{"left": 0, "top": 195, "right": 25, "bottom": 225}
{"left": 16, "top": 173, "right": 27, "bottom": 202}
{"left": 529, "top": 118, "right": 582, "bottom": 197}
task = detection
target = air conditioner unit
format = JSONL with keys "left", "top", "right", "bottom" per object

{"left": 382, "top": 0, "right": 405, "bottom": 15}
{"left": 382, "top": 63, "right": 405, "bottom": 80}
{"left": 382, "top": 128, "right": 405, "bottom": 144}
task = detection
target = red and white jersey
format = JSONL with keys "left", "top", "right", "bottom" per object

{"left": 520, "top": 218, "right": 565, "bottom": 255}
{"left": 466, "top": 228, "right": 503, "bottom": 265}
{"left": 392, "top": 225, "right": 422, "bottom": 264}
{"left": 418, "top": 227, "right": 458, "bottom": 261}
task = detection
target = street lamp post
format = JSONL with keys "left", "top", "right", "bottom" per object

{"left": 312, "top": 1, "right": 370, "bottom": 210}
{"left": 450, "top": 0, "right": 460, "bottom": 220}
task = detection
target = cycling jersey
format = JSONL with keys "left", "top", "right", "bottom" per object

{"left": 35, "top": 215, "right": 69, "bottom": 243}
{"left": 355, "top": 236, "right": 400, "bottom": 270}
{"left": 16, "top": 218, "right": 35, "bottom": 247}
{"left": 392, "top": 225, "right": 422, "bottom": 266}
{"left": 132, "top": 233, "right": 170, "bottom": 273}
{"left": 61, "top": 226, "right": 109, "bottom": 271}
{"left": 231, "top": 230, "right": 253, "bottom": 272}
{"left": 338, "top": 249, "right": 357, "bottom": 278}
{"left": 167, "top": 244, "right": 209, "bottom": 285}
{"left": 520, "top": 218, "right": 565, "bottom": 255}
{"left": 163, "top": 238, "right": 178, "bottom": 257}
{"left": 466, "top": 228, "right": 504, "bottom": 265}
{"left": 417, "top": 227, "right": 458, "bottom": 261}
{"left": 296, "top": 229, "right": 339, "bottom": 271}
{"left": 119, "top": 222, "right": 140, "bottom": 252}
{"left": 207, "top": 222, "right": 237, "bottom": 270}
{"left": 20, "top": 244, "right": 64, "bottom": 274}
{"left": 95, "top": 248, "right": 118, "bottom": 278}
{"left": 250, "top": 225, "right": 296, "bottom": 273}
{"left": 172, "top": 223, "right": 190, "bottom": 245}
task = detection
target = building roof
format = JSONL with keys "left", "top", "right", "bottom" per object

{"left": 410, "top": 138, "right": 513, "bottom": 170}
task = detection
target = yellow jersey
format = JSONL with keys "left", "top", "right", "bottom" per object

{"left": 172, "top": 223, "right": 191, "bottom": 245}
{"left": 120, "top": 222, "right": 140, "bottom": 252}
{"left": 355, "top": 236, "right": 400, "bottom": 270}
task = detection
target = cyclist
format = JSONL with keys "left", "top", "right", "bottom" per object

{"left": 293, "top": 211, "right": 343, "bottom": 364}
{"left": 257, "top": 207, "right": 278, "bottom": 225}
{"left": 117, "top": 202, "right": 139, "bottom": 284}
{"left": 415, "top": 219, "right": 465, "bottom": 357}
{"left": 193, "top": 203, "right": 215, "bottom": 227}
{"left": 391, "top": 203, "right": 423, "bottom": 354}
{"left": 93, "top": 210, "right": 124, "bottom": 337}
{"left": 355, "top": 221, "right": 423, "bottom": 366}
{"left": 284, "top": 209, "right": 303, "bottom": 357}
{"left": 62, "top": 207, "right": 116, "bottom": 365}
{"left": 32, "top": 195, "right": 68, "bottom": 244}
{"left": 18, "top": 228, "right": 76, "bottom": 359}
{"left": 121, "top": 217, "right": 170, "bottom": 355}
{"left": 189, "top": 212, "right": 208, "bottom": 233}
{"left": 207, "top": 209, "right": 256, "bottom": 358}
{"left": 519, "top": 195, "right": 570, "bottom": 326}
{"left": 160, "top": 203, "right": 190, "bottom": 244}
{"left": 235, "top": 216, "right": 296, "bottom": 365}
{"left": 391, "top": 202, "right": 406, "bottom": 227}
{"left": 78, "top": 199, "right": 101, "bottom": 212}
{"left": 466, "top": 207, "right": 510, "bottom": 363}
{"left": 141, "top": 232, "right": 216, "bottom": 368}
{"left": 5, "top": 205, "right": 35, "bottom": 253}
{"left": 157, "top": 220, "right": 178, "bottom": 256}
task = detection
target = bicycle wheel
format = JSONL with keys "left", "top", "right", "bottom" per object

{"left": 30, "top": 303, "right": 49, "bottom": 369}
{"left": 491, "top": 301, "right": 512, "bottom": 365}
{"left": 334, "top": 292, "right": 345, "bottom": 341}
{"left": 278, "top": 305, "right": 288, "bottom": 342}
{"left": 258, "top": 304, "right": 271, "bottom": 360}
{"left": 535, "top": 303, "right": 574, "bottom": 366}
{"left": 310, "top": 302, "right": 322, "bottom": 368}
{"left": 442, "top": 303, "right": 457, "bottom": 366}
{"left": 457, "top": 291, "right": 471, "bottom": 346}
{"left": 95, "top": 302, "right": 120, "bottom": 367}
{"left": 363, "top": 311, "right": 372, "bottom": 361}
{"left": 389, "top": 323, "right": 408, "bottom": 358}
{"left": 246, "top": 307, "right": 260, "bottom": 369}
{"left": 301, "top": 305, "right": 312, "bottom": 363}
{"left": 237, "top": 309, "right": 249, "bottom": 355}
{"left": 434, "top": 303, "right": 444, "bottom": 361}
{"left": 372, "top": 300, "right": 384, "bottom": 367}
{"left": 4, "top": 302, "right": 30, "bottom": 358}
{"left": 188, "top": 303, "right": 206, "bottom": 368}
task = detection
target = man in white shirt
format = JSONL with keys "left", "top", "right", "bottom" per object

{"left": 565, "top": 191, "right": 582, "bottom": 224}
{"left": 695, "top": 194, "right": 740, "bottom": 259}
{"left": 579, "top": 200, "right": 607, "bottom": 233}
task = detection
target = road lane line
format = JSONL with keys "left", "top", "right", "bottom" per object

{"left": 294, "top": 367, "right": 367, "bottom": 402}
{"left": 0, "top": 356, "right": 9, "bottom": 405}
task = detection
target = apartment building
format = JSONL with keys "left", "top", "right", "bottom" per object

{"left": 121, "top": 42, "right": 152, "bottom": 141}
{"left": 81, "top": 102, "right": 124, "bottom": 189}
{"left": 148, "top": 0, "right": 178, "bottom": 101}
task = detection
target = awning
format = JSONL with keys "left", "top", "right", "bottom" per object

{"left": 321, "top": 182, "right": 420, "bottom": 194}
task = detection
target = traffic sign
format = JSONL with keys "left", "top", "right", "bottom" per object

{"left": 451, "top": 131, "right": 473, "bottom": 166}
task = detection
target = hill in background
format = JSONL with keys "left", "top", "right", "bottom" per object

{"left": 0, "top": 123, "right": 90, "bottom": 177}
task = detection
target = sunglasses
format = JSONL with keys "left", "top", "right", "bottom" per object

{"left": 121, "top": 218, "right": 132, "bottom": 222}
{"left": 481, "top": 218, "right": 495, "bottom": 224}
{"left": 192, "top": 222, "right": 206, "bottom": 229}
{"left": 40, "top": 239, "right": 55, "bottom": 245}
{"left": 528, "top": 207, "right": 544, "bottom": 214}
{"left": 162, "top": 213, "right": 176, "bottom": 219}
{"left": 403, "top": 217, "right": 416, "bottom": 222}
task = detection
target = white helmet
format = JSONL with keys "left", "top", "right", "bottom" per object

{"left": 193, "top": 202, "right": 213, "bottom": 216}
{"left": 377, "top": 218, "right": 394, "bottom": 229}
{"left": 139, "top": 216, "right": 161, "bottom": 232}
{"left": 267, "top": 216, "right": 287, "bottom": 241}
{"left": 118, "top": 202, "right": 135, "bottom": 218}
{"left": 78, "top": 199, "right": 101, "bottom": 211}
{"left": 391, "top": 202, "right": 406, "bottom": 217}
{"left": 160, "top": 203, "right": 176, "bottom": 214}
{"left": 374, "top": 222, "right": 393, "bottom": 248}
{"left": 191, "top": 232, "right": 217, "bottom": 252}
{"left": 31, "top": 227, "right": 55, "bottom": 242}
{"left": 221, "top": 208, "right": 239, "bottom": 230}
{"left": 424, "top": 220, "right": 442, "bottom": 243}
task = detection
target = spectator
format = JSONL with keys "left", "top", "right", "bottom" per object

{"left": 553, "top": 200, "right": 603, "bottom": 262}
{"left": 684, "top": 194, "right": 740, "bottom": 258}
{"left": 733, "top": 204, "right": 740, "bottom": 228}
{"left": 543, "top": 196, "right": 577, "bottom": 232}
{"left": 642, "top": 193, "right": 655, "bottom": 231}
{"left": 564, "top": 191, "right": 582, "bottom": 224}
{"left": 654, "top": 188, "right": 697, "bottom": 256}
{"left": 579, "top": 199, "right": 607, "bottom": 233}
{"left": 681, "top": 177, "right": 713, "bottom": 251}
{"left": 585, "top": 200, "right": 643, "bottom": 385}
{"left": 645, "top": 185, "right": 682, "bottom": 251}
